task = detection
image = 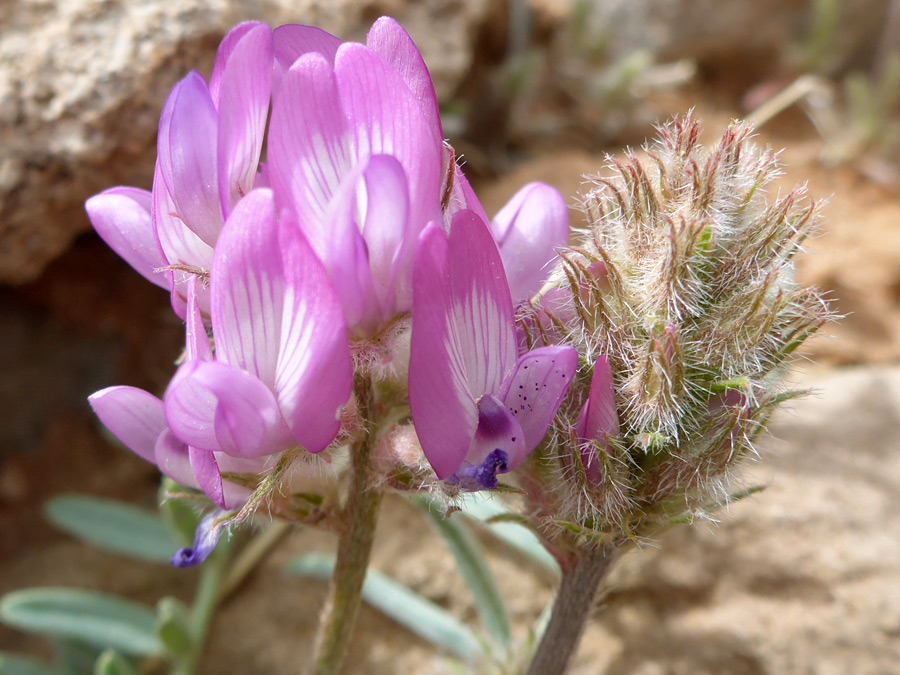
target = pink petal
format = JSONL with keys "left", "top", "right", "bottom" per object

{"left": 158, "top": 72, "right": 222, "bottom": 246}
{"left": 151, "top": 163, "right": 213, "bottom": 318}
{"left": 154, "top": 430, "right": 199, "bottom": 489}
{"left": 500, "top": 345, "right": 579, "bottom": 458}
{"left": 88, "top": 386, "right": 165, "bottom": 464}
{"left": 216, "top": 23, "right": 274, "bottom": 218}
{"left": 165, "top": 360, "right": 292, "bottom": 459}
{"left": 574, "top": 355, "right": 619, "bottom": 444}
{"left": 210, "top": 189, "right": 283, "bottom": 386}
{"left": 189, "top": 446, "right": 224, "bottom": 507}
{"left": 366, "top": 17, "right": 442, "bottom": 138}
{"left": 575, "top": 355, "right": 619, "bottom": 485}
{"left": 267, "top": 52, "right": 351, "bottom": 247}
{"left": 409, "top": 224, "right": 478, "bottom": 479}
{"left": 185, "top": 278, "right": 212, "bottom": 362}
{"left": 445, "top": 210, "right": 517, "bottom": 397}
{"left": 86, "top": 188, "right": 169, "bottom": 289}
{"left": 442, "top": 162, "right": 489, "bottom": 228}
{"left": 491, "top": 183, "right": 569, "bottom": 303}
{"left": 271, "top": 24, "right": 342, "bottom": 98}
{"left": 209, "top": 22, "right": 269, "bottom": 105}
{"left": 334, "top": 42, "right": 443, "bottom": 233}
{"left": 274, "top": 213, "right": 353, "bottom": 453}
{"left": 322, "top": 166, "right": 384, "bottom": 333}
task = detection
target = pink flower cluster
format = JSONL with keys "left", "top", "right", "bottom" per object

{"left": 86, "top": 18, "right": 617, "bottom": 563}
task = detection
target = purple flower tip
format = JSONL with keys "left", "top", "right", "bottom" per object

{"left": 171, "top": 511, "right": 223, "bottom": 568}
{"left": 171, "top": 546, "right": 207, "bottom": 568}
{"left": 450, "top": 449, "right": 509, "bottom": 491}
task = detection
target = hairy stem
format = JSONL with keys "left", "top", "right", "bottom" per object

{"left": 525, "top": 545, "right": 618, "bottom": 675}
{"left": 312, "top": 374, "right": 382, "bottom": 675}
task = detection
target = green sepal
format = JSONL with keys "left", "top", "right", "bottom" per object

{"left": 93, "top": 651, "right": 138, "bottom": 675}
{"left": 158, "top": 478, "right": 202, "bottom": 548}
{"left": 155, "top": 597, "right": 193, "bottom": 660}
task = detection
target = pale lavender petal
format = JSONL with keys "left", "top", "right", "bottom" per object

{"left": 209, "top": 22, "right": 268, "bottom": 105}
{"left": 323, "top": 168, "right": 384, "bottom": 333}
{"left": 271, "top": 24, "right": 341, "bottom": 98}
{"left": 409, "top": 223, "right": 478, "bottom": 480}
{"left": 185, "top": 278, "right": 212, "bottom": 362}
{"left": 274, "top": 213, "right": 353, "bottom": 453}
{"left": 500, "top": 345, "right": 578, "bottom": 456}
{"left": 442, "top": 162, "right": 489, "bottom": 228}
{"left": 366, "top": 17, "right": 442, "bottom": 137}
{"left": 154, "top": 429, "right": 199, "bottom": 489}
{"left": 491, "top": 183, "right": 569, "bottom": 303}
{"left": 446, "top": 209, "right": 517, "bottom": 398}
{"left": 88, "top": 386, "right": 165, "bottom": 464}
{"left": 574, "top": 355, "right": 619, "bottom": 444}
{"left": 215, "top": 454, "right": 264, "bottom": 509}
{"left": 268, "top": 53, "right": 350, "bottom": 248}
{"left": 465, "top": 394, "right": 526, "bottom": 470}
{"left": 152, "top": 163, "right": 215, "bottom": 279}
{"left": 165, "top": 360, "right": 292, "bottom": 459}
{"left": 334, "top": 43, "right": 443, "bottom": 233}
{"left": 189, "top": 447, "right": 224, "bottom": 508}
{"left": 210, "top": 189, "right": 283, "bottom": 386}
{"left": 86, "top": 188, "right": 168, "bottom": 289}
{"left": 158, "top": 72, "right": 222, "bottom": 246}
{"left": 358, "top": 155, "right": 411, "bottom": 315}
{"left": 216, "top": 23, "right": 273, "bottom": 217}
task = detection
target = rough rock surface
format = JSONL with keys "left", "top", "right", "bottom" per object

{"left": 0, "top": 0, "right": 493, "bottom": 284}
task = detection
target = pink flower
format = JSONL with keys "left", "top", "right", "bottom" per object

{"left": 409, "top": 210, "right": 578, "bottom": 489}
{"left": 89, "top": 189, "right": 353, "bottom": 564}
{"left": 267, "top": 18, "right": 444, "bottom": 336}
{"left": 574, "top": 356, "right": 619, "bottom": 485}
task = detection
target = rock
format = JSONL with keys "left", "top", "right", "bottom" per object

{"left": 537, "top": 0, "right": 889, "bottom": 73}
{"left": 0, "top": 0, "right": 493, "bottom": 284}
{"left": 571, "top": 365, "right": 900, "bottom": 674}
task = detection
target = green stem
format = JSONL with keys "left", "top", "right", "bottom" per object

{"left": 312, "top": 374, "right": 382, "bottom": 675}
{"left": 172, "top": 540, "right": 231, "bottom": 675}
{"left": 525, "top": 545, "right": 617, "bottom": 675}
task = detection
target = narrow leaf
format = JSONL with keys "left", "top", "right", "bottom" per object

{"left": 415, "top": 497, "right": 511, "bottom": 647}
{"left": 45, "top": 495, "right": 180, "bottom": 564}
{"left": 284, "top": 554, "right": 481, "bottom": 661}
{"left": 0, "top": 653, "right": 62, "bottom": 675}
{"left": 0, "top": 588, "right": 162, "bottom": 656}
{"left": 457, "top": 494, "right": 560, "bottom": 577}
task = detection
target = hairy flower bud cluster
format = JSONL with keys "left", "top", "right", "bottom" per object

{"left": 521, "top": 116, "right": 831, "bottom": 547}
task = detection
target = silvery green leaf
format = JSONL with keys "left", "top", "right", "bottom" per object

{"left": 45, "top": 495, "right": 179, "bottom": 564}
{"left": 415, "top": 496, "right": 511, "bottom": 648}
{"left": 285, "top": 554, "right": 481, "bottom": 661}
{"left": 0, "top": 588, "right": 161, "bottom": 656}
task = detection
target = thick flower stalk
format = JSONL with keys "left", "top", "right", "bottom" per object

{"left": 521, "top": 116, "right": 831, "bottom": 674}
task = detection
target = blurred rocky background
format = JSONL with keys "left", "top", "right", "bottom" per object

{"left": 2, "top": 1, "right": 900, "bottom": 673}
